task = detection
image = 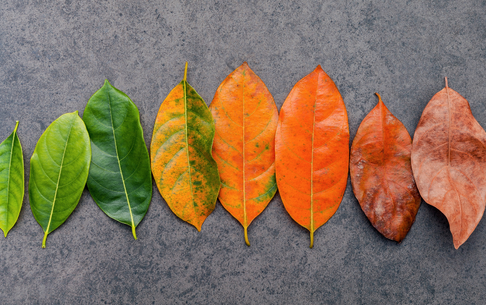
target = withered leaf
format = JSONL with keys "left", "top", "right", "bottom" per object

{"left": 411, "top": 78, "right": 486, "bottom": 249}
{"left": 350, "top": 93, "right": 421, "bottom": 242}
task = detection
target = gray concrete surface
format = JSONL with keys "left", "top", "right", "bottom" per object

{"left": 1, "top": 0, "right": 486, "bottom": 304}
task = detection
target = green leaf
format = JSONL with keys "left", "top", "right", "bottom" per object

{"left": 150, "top": 63, "right": 220, "bottom": 231}
{"left": 29, "top": 112, "right": 91, "bottom": 248}
{"left": 83, "top": 80, "right": 152, "bottom": 239}
{"left": 0, "top": 121, "right": 24, "bottom": 237}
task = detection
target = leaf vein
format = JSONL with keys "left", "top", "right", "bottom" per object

{"left": 248, "top": 163, "right": 274, "bottom": 182}
{"left": 282, "top": 141, "right": 310, "bottom": 163}
{"left": 215, "top": 130, "right": 242, "bottom": 155}
{"left": 153, "top": 115, "right": 184, "bottom": 136}
{"left": 245, "top": 115, "right": 275, "bottom": 144}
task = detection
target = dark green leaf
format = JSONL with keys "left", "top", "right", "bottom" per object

{"left": 29, "top": 112, "right": 91, "bottom": 248}
{"left": 83, "top": 80, "right": 152, "bottom": 239}
{"left": 0, "top": 121, "right": 24, "bottom": 237}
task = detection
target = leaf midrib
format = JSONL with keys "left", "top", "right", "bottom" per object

{"left": 43, "top": 116, "right": 75, "bottom": 247}
{"left": 309, "top": 72, "right": 318, "bottom": 249}
{"left": 446, "top": 84, "right": 451, "bottom": 167}
{"left": 445, "top": 82, "right": 463, "bottom": 239}
{"left": 107, "top": 89, "right": 137, "bottom": 239}
{"left": 3, "top": 125, "right": 16, "bottom": 234}
{"left": 183, "top": 80, "right": 197, "bottom": 229}
{"left": 242, "top": 78, "right": 248, "bottom": 243}
{"left": 379, "top": 99, "right": 393, "bottom": 216}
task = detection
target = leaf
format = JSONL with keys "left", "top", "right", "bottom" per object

{"left": 83, "top": 80, "right": 152, "bottom": 239}
{"left": 411, "top": 78, "right": 486, "bottom": 249}
{"left": 29, "top": 111, "right": 91, "bottom": 248}
{"left": 151, "top": 63, "right": 220, "bottom": 231}
{"left": 350, "top": 93, "right": 421, "bottom": 242}
{"left": 275, "top": 65, "right": 349, "bottom": 248}
{"left": 0, "top": 121, "right": 24, "bottom": 237}
{"left": 209, "top": 62, "right": 278, "bottom": 246}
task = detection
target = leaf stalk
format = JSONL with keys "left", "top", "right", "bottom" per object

{"left": 310, "top": 230, "right": 314, "bottom": 248}
{"left": 42, "top": 232, "right": 48, "bottom": 248}
{"left": 132, "top": 225, "right": 137, "bottom": 240}
{"left": 183, "top": 62, "right": 188, "bottom": 81}
{"left": 244, "top": 226, "right": 250, "bottom": 246}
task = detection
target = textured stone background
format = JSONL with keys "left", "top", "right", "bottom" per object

{"left": 1, "top": 0, "right": 486, "bottom": 304}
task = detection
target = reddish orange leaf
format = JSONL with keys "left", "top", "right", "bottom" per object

{"left": 210, "top": 62, "right": 278, "bottom": 246}
{"left": 411, "top": 78, "right": 486, "bottom": 249}
{"left": 275, "top": 65, "right": 349, "bottom": 248}
{"left": 350, "top": 93, "right": 421, "bottom": 242}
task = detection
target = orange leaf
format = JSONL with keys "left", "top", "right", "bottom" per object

{"left": 411, "top": 78, "right": 486, "bottom": 249}
{"left": 275, "top": 65, "right": 349, "bottom": 248}
{"left": 210, "top": 62, "right": 278, "bottom": 245}
{"left": 350, "top": 93, "right": 421, "bottom": 242}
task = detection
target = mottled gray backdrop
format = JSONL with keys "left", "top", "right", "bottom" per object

{"left": 1, "top": 0, "right": 486, "bottom": 304}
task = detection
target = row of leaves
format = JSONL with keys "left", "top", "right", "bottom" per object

{"left": 1, "top": 63, "right": 483, "bottom": 250}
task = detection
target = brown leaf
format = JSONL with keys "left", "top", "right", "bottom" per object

{"left": 350, "top": 93, "right": 421, "bottom": 242}
{"left": 411, "top": 78, "right": 486, "bottom": 249}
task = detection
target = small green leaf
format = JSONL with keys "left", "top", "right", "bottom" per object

{"left": 83, "top": 80, "right": 152, "bottom": 239}
{"left": 29, "top": 112, "right": 91, "bottom": 248}
{"left": 0, "top": 121, "right": 24, "bottom": 237}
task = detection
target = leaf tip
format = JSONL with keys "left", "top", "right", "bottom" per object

{"left": 183, "top": 62, "right": 188, "bottom": 81}
{"left": 3, "top": 230, "right": 7, "bottom": 238}
{"left": 104, "top": 79, "right": 111, "bottom": 86}
{"left": 315, "top": 64, "right": 323, "bottom": 72}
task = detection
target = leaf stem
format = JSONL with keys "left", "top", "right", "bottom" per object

{"left": 42, "top": 232, "right": 48, "bottom": 248}
{"left": 310, "top": 230, "right": 314, "bottom": 248}
{"left": 445, "top": 77, "right": 448, "bottom": 88}
{"left": 183, "top": 62, "right": 188, "bottom": 81}
{"left": 132, "top": 225, "right": 137, "bottom": 240}
{"left": 375, "top": 92, "right": 382, "bottom": 104}
{"left": 244, "top": 226, "right": 250, "bottom": 246}
{"left": 14, "top": 121, "right": 19, "bottom": 133}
